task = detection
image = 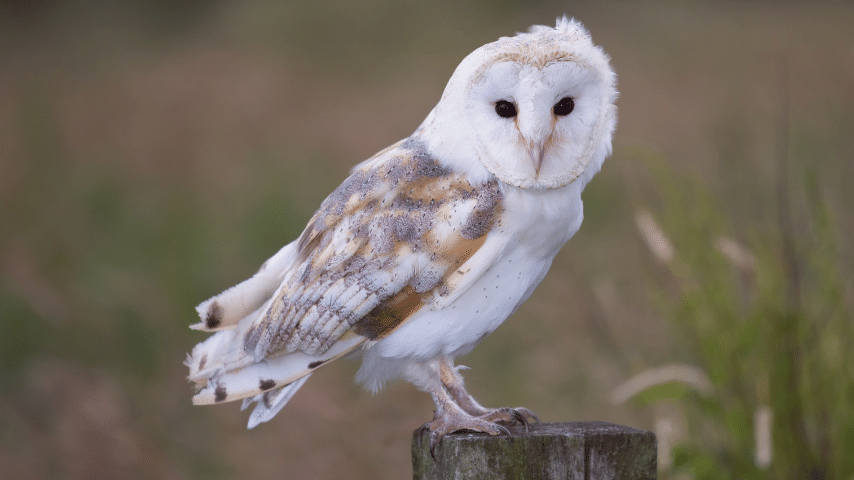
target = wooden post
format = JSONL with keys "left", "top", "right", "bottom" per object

{"left": 412, "top": 421, "right": 656, "bottom": 480}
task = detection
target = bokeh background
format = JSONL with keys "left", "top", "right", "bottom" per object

{"left": 1, "top": 1, "right": 852, "bottom": 478}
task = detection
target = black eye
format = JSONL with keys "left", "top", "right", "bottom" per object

{"left": 553, "top": 97, "right": 574, "bottom": 116}
{"left": 494, "top": 100, "right": 517, "bottom": 118}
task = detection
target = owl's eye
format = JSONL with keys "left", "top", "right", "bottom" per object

{"left": 553, "top": 97, "right": 575, "bottom": 116}
{"left": 494, "top": 100, "right": 517, "bottom": 118}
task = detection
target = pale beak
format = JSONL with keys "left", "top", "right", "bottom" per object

{"left": 529, "top": 143, "right": 546, "bottom": 175}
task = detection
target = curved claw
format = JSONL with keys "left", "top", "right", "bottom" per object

{"left": 429, "top": 430, "right": 442, "bottom": 461}
{"left": 417, "top": 422, "right": 440, "bottom": 460}
{"left": 515, "top": 407, "right": 541, "bottom": 424}
{"left": 491, "top": 407, "right": 529, "bottom": 430}
{"left": 509, "top": 408, "right": 529, "bottom": 431}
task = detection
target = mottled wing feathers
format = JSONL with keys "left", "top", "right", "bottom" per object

{"left": 242, "top": 138, "right": 504, "bottom": 360}
{"left": 188, "top": 138, "right": 504, "bottom": 406}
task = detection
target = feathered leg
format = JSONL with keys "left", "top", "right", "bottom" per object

{"left": 416, "top": 356, "right": 541, "bottom": 457}
{"left": 438, "top": 356, "right": 540, "bottom": 428}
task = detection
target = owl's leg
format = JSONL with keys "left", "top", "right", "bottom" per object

{"left": 438, "top": 356, "right": 540, "bottom": 427}
{"left": 419, "top": 384, "right": 510, "bottom": 459}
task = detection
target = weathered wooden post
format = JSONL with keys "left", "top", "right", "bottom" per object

{"left": 412, "top": 421, "right": 656, "bottom": 480}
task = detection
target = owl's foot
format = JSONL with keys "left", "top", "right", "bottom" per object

{"left": 422, "top": 387, "right": 511, "bottom": 460}
{"left": 438, "top": 357, "right": 541, "bottom": 430}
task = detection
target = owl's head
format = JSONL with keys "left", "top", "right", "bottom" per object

{"left": 424, "top": 17, "right": 617, "bottom": 190}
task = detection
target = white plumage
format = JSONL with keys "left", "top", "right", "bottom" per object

{"left": 187, "top": 16, "right": 617, "bottom": 446}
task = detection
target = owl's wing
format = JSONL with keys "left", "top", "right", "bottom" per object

{"left": 186, "top": 138, "right": 506, "bottom": 405}
{"left": 190, "top": 242, "right": 298, "bottom": 332}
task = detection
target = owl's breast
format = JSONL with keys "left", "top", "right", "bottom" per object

{"left": 367, "top": 180, "right": 584, "bottom": 361}
{"left": 498, "top": 180, "right": 586, "bottom": 257}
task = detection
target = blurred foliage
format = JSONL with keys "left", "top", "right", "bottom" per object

{"left": 631, "top": 150, "right": 853, "bottom": 479}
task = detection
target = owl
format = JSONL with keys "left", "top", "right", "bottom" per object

{"left": 186, "top": 16, "right": 617, "bottom": 452}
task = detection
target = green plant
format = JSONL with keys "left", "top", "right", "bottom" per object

{"left": 619, "top": 148, "right": 853, "bottom": 479}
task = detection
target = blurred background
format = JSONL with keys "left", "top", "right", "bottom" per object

{"left": 1, "top": 1, "right": 852, "bottom": 478}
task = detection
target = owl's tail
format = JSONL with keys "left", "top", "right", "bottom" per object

{"left": 241, "top": 374, "right": 312, "bottom": 429}
{"left": 186, "top": 321, "right": 365, "bottom": 428}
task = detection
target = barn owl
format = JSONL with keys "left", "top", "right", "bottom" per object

{"left": 186, "top": 16, "right": 617, "bottom": 452}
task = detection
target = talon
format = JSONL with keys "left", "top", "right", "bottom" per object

{"left": 516, "top": 407, "right": 541, "bottom": 424}
{"left": 509, "top": 408, "right": 529, "bottom": 431}
{"left": 429, "top": 430, "right": 442, "bottom": 460}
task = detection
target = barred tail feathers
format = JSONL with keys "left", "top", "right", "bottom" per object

{"left": 190, "top": 332, "right": 366, "bottom": 409}
{"left": 242, "top": 374, "right": 312, "bottom": 429}
{"left": 186, "top": 312, "right": 260, "bottom": 381}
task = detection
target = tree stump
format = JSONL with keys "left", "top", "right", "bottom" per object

{"left": 412, "top": 421, "right": 656, "bottom": 480}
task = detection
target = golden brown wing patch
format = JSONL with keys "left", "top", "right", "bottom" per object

{"left": 354, "top": 285, "right": 423, "bottom": 340}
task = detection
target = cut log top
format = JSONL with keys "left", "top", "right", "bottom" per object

{"left": 412, "top": 421, "right": 656, "bottom": 480}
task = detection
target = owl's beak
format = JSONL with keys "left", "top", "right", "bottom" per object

{"left": 531, "top": 144, "right": 546, "bottom": 175}
{"left": 520, "top": 107, "right": 553, "bottom": 175}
